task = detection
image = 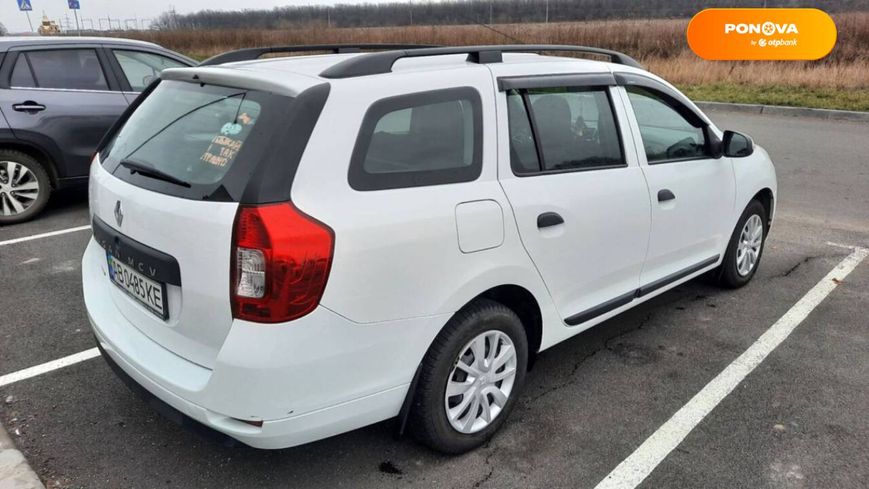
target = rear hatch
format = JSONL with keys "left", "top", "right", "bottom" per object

{"left": 90, "top": 69, "right": 328, "bottom": 369}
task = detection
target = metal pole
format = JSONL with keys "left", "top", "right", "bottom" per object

{"left": 545, "top": 0, "right": 549, "bottom": 23}
{"left": 25, "top": 11, "right": 34, "bottom": 32}
{"left": 74, "top": 9, "right": 81, "bottom": 35}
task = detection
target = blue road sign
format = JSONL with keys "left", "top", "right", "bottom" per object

{"left": 68, "top": 0, "right": 80, "bottom": 9}
{"left": 17, "top": 0, "right": 33, "bottom": 11}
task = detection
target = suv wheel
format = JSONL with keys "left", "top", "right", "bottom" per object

{"left": 0, "top": 150, "right": 51, "bottom": 225}
{"left": 409, "top": 298, "right": 528, "bottom": 454}
{"left": 717, "top": 199, "right": 768, "bottom": 288}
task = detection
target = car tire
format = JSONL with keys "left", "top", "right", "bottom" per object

{"left": 0, "top": 150, "right": 52, "bottom": 225}
{"left": 408, "top": 298, "right": 528, "bottom": 454}
{"left": 717, "top": 199, "right": 768, "bottom": 288}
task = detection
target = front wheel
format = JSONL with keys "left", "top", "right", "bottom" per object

{"left": 408, "top": 299, "right": 528, "bottom": 454}
{"left": 717, "top": 199, "right": 768, "bottom": 288}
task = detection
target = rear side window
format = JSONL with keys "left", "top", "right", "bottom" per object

{"left": 507, "top": 87, "right": 624, "bottom": 174}
{"left": 24, "top": 49, "right": 108, "bottom": 91}
{"left": 9, "top": 54, "right": 36, "bottom": 88}
{"left": 113, "top": 50, "right": 187, "bottom": 91}
{"left": 102, "top": 80, "right": 294, "bottom": 201}
{"left": 349, "top": 87, "right": 482, "bottom": 191}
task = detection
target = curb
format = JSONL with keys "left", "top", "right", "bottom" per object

{"left": 696, "top": 101, "right": 869, "bottom": 122}
{"left": 0, "top": 421, "right": 45, "bottom": 489}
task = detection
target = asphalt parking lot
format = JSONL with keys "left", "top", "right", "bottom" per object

{"left": 1, "top": 109, "right": 868, "bottom": 489}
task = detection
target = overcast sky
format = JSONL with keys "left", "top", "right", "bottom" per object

{"left": 1, "top": 0, "right": 378, "bottom": 33}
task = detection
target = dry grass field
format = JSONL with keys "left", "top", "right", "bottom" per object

{"left": 118, "top": 11, "right": 869, "bottom": 110}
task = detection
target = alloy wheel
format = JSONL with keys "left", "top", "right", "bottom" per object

{"left": 0, "top": 161, "right": 41, "bottom": 217}
{"left": 736, "top": 214, "right": 763, "bottom": 276}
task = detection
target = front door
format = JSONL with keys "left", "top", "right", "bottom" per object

{"left": 620, "top": 85, "right": 735, "bottom": 290}
{"left": 497, "top": 80, "right": 651, "bottom": 326}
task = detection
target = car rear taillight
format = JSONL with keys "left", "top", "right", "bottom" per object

{"left": 231, "top": 203, "right": 334, "bottom": 323}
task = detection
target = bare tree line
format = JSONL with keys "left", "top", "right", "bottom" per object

{"left": 152, "top": 0, "right": 868, "bottom": 30}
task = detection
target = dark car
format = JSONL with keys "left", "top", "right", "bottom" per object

{"left": 0, "top": 37, "right": 195, "bottom": 224}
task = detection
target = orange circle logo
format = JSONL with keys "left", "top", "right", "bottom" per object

{"left": 687, "top": 8, "right": 837, "bottom": 60}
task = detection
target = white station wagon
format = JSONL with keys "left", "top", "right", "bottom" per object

{"left": 82, "top": 44, "right": 776, "bottom": 454}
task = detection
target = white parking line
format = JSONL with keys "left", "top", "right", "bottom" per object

{"left": 594, "top": 245, "right": 869, "bottom": 489}
{"left": 0, "top": 348, "right": 100, "bottom": 388}
{"left": 826, "top": 241, "right": 866, "bottom": 251}
{"left": 0, "top": 225, "right": 91, "bottom": 247}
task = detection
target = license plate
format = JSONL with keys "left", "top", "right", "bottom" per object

{"left": 107, "top": 253, "right": 168, "bottom": 319}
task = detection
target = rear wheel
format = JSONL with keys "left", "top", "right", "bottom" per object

{"left": 0, "top": 150, "right": 51, "bottom": 225}
{"left": 717, "top": 199, "right": 767, "bottom": 288}
{"left": 408, "top": 299, "right": 528, "bottom": 454}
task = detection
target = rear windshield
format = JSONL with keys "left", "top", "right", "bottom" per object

{"left": 102, "top": 80, "right": 293, "bottom": 201}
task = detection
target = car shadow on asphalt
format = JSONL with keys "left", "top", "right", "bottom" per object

{"left": 44, "top": 185, "right": 88, "bottom": 216}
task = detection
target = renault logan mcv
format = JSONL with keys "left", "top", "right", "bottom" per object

{"left": 82, "top": 44, "right": 776, "bottom": 454}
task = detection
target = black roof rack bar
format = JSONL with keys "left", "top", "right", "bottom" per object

{"left": 319, "top": 44, "right": 644, "bottom": 79}
{"left": 199, "top": 44, "right": 441, "bottom": 67}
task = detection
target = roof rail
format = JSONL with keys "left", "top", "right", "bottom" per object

{"left": 199, "top": 44, "right": 441, "bottom": 66}
{"left": 319, "top": 44, "right": 644, "bottom": 79}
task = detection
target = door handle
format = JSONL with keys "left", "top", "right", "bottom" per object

{"left": 12, "top": 101, "right": 46, "bottom": 112}
{"left": 657, "top": 189, "right": 676, "bottom": 202}
{"left": 537, "top": 212, "right": 564, "bottom": 228}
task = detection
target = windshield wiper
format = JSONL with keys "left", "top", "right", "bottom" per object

{"left": 120, "top": 160, "right": 191, "bottom": 188}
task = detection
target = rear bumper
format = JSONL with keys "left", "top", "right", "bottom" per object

{"left": 93, "top": 324, "right": 407, "bottom": 449}
{"left": 83, "top": 238, "right": 449, "bottom": 449}
{"left": 95, "top": 340, "right": 239, "bottom": 447}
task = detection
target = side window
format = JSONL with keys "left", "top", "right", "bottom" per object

{"left": 349, "top": 87, "right": 482, "bottom": 191}
{"left": 9, "top": 54, "right": 36, "bottom": 88}
{"left": 507, "top": 87, "right": 624, "bottom": 174}
{"left": 24, "top": 49, "right": 109, "bottom": 91}
{"left": 626, "top": 87, "right": 709, "bottom": 163}
{"left": 113, "top": 50, "right": 186, "bottom": 92}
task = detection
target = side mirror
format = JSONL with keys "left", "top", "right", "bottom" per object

{"left": 722, "top": 130, "right": 754, "bottom": 157}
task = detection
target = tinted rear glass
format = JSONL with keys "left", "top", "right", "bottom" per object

{"left": 102, "top": 80, "right": 293, "bottom": 201}
{"left": 26, "top": 49, "right": 108, "bottom": 91}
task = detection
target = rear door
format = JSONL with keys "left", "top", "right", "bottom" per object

{"left": 0, "top": 46, "right": 128, "bottom": 180}
{"left": 495, "top": 74, "right": 651, "bottom": 327}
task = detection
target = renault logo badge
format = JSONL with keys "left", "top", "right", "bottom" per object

{"left": 114, "top": 201, "right": 124, "bottom": 227}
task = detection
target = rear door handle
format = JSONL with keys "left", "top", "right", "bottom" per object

{"left": 12, "top": 101, "right": 46, "bottom": 112}
{"left": 537, "top": 212, "right": 564, "bottom": 228}
{"left": 657, "top": 189, "right": 676, "bottom": 202}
